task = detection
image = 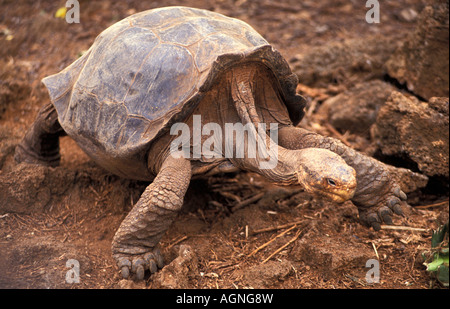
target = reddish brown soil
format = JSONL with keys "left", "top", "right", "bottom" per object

{"left": 0, "top": 0, "right": 447, "bottom": 289}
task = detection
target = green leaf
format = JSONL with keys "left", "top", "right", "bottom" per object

{"left": 425, "top": 256, "right": 445, "bottom": 272}
{"left": 431, "top": 221, "right": 448, "bottom": 248}
{"left": 436, "top": 265, "right": 449, "bottom": 287}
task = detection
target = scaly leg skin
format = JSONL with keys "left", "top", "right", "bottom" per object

{"left": 112, "top": 155, "right": 191, "bottom": 280}
{"left": 15, "top": 102, "right": 66, "bottom": 167}
{"left": 278, "top": 126, "right": 424, "bottom": 230}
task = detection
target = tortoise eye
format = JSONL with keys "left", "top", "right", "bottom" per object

{"left": 327, "top": 178, "right": 336, "bottom": 186}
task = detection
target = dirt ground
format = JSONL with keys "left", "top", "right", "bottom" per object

{"left": 0, "top": 0, "right": 448, "bottom": 289}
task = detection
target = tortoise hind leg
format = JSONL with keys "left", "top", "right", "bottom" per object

{"left": 15, "top": 102, "right": 66, "bottom": 167}
{"left": 112, "top": 155, "right": 191, "bottom": 280}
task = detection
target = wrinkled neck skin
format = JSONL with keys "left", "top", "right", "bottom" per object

{"left": 227, "top": 63, "right": 307, "bottom": 187}
{"left": 230, "top": 145, "right": 303, "bottom": 186}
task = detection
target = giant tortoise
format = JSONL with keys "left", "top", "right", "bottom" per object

{"left": 15, "top": 6, "right": 416, "bottom": 279}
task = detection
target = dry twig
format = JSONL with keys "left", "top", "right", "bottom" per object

{"left": 261, "top": 229, "right": 302, "bottom": 264}
{"left": 248, "top": 225, "right": 298, "bottom": 257}
{"left": 324, "top": 123, "right": 352, "bottom": 147}
{"left": 380, "top": 225, "right": 429, "bottom": 232}
{"left": 232, "top": 192, "right": 265, "bottom": 212}
{"left": 166, "top": 235, "right": 188, "bottom": 250}
{"left": 218, "top": 191, "right": 241, "bottom": 203}
{"left": 371, "top": 242, "right": 379, "bottom": 259}
{"left": 252, "top": 219, "right": 304, "bottom": 235}
{"left": 415, "top": 200, "right": 449, "bottom": 209}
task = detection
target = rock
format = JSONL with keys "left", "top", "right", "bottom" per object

{"left": 290, "top": 35, "right": 401, "bottom": 88}
{"left": 242, "top": 260, "right": 292, "bottom": 288}
{"left": 393, "top": 167, "right": 429, "bottom": 195}
{"left": 318, "top": 80, "right": 396, "bottom": 136}
{"left": 291, "top": 235, "right": 373, "bottom": 278}
{"left": 152, "top": 245, "right": 198, "bottom": 289}
{"left": 0, "top": 130, "right": 18, "bottom": 170}
{"left": 398, "top": 8, "right": 419, "bottom": 23}
{"left": 0, "top": 163, "right": 76, "bottom": 214}
{"left": 0, "top": 236, "right": 90, "bottom": 288}
{"left": 386, "top": 2, "right": 449, "bottom": 100}
{"left": 371, "top": 92, "right": 449, "bottom": 178}
{"left": 117, "top": 279, "right": 146, "bottom": 289}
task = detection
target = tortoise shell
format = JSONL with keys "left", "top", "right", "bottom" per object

{"left": 42, "top": 6, "right": 305, "bottom": 179}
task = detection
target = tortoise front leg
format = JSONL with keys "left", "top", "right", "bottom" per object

{"left": 15, "top": 102, "right": 66, "bottom": 167}
{"left": 278, "top": 126, "right": 427, "bottom": 230}
{"left": 112, "top": 155, "right": 191, "bottom": 280}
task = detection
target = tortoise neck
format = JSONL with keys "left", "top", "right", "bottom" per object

{"left": 227, "top": 64, "right": 300, "bottom": 185}
{"left": 260, "top": 146, "right": 300, "bottom": 185}
{"left": 229, "top": 144, "right": 299, "bottom": 185}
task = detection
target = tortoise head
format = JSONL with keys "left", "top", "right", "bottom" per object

{"left": 295, "top": 148, "right": 357, "bottom": 203}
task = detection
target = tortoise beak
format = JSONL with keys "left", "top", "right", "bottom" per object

{"left": 327, "top": 184, "right": 356, "bottom": 203}
{"left": 319, "top": 173, "right": 357, "bottom": 203}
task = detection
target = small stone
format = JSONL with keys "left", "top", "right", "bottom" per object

{"left": 398, "top": 8, "right": 418, "bottom": 22}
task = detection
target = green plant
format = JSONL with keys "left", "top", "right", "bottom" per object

{"left": 423, "top": 221, "right": 449, "bottom": 287}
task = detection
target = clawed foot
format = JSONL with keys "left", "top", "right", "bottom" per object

{"left": 357, "top": 185, "right": 408, "bottom": 231}
{"left": 114, "top": 248, "right": 164, "bottom": 280}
